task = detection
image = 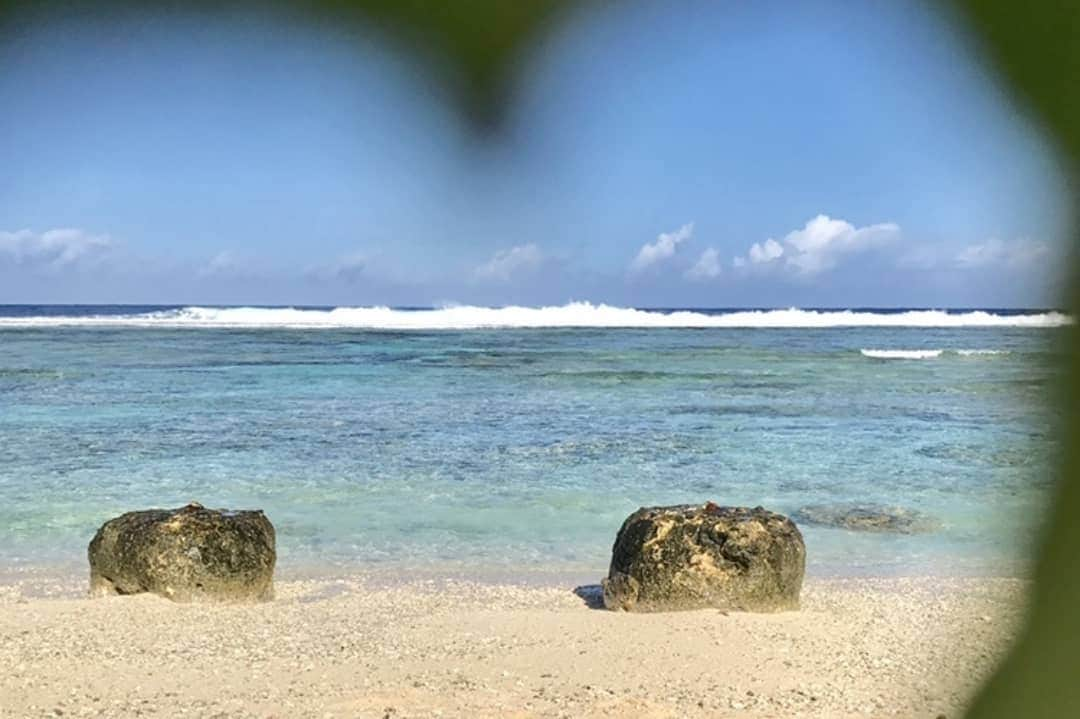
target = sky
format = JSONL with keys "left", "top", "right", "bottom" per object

{"left": 0, "top": 1, "right": 1073, "bottom": 308}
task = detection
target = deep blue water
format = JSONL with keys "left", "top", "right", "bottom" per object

{"left": 0, "top": 305, "right": 1066, "bottom": 578}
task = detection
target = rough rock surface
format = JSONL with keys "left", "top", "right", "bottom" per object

{"left": 792, "top": 504, "right": 940, "bottom": 534}
{"left": 88, "top": 503, "right": 275, "bottom": 602}
{"left": 603, "top": 503, "right": 805, "bottom": 613}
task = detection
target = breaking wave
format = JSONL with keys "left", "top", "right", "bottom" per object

{"left": 0, "top": 303, "right": 1071, "bottom": 329}
{"left": 861, "top": 349, "right": 944, "bottom": 359}
{"left": 861, "top": 348, "right": 1013, "bottom": 359}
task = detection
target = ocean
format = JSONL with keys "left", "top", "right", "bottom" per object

{"left": 0, "top": 304, "right": 1067, "bottom": 580}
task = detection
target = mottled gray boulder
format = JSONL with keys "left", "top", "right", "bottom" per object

{"left": 602, "top": 503, "right": 805, "bottom": 613}
{"left": 792, "top": 504, "right": 940, "bottom": 534}
{"left": 88, "top": 503, "right": 275, "bottom": 602}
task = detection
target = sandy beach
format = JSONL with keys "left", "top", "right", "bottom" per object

{"left": 0, "top": 573, "right": 1023, "bottom": 719}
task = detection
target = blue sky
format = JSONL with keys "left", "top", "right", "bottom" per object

{"left": 0, "top": 1, "right": 1072, "bottom": 307}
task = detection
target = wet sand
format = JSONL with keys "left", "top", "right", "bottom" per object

{"left": 0, "top": 574, "right": 1024, "bottom": 718}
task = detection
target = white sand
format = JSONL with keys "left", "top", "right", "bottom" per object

{"left": 0, "top": 574, "right": 1024, "bottom": 718}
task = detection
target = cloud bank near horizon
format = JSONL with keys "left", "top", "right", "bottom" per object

{"left": 0, "top": 229, "right": 115, "bottom": 271}
{"left": 0, "top": 217, "right": 1062, "bottom": 307}
{"left": 474, "top": 243, "right": 545, "bottom": 281}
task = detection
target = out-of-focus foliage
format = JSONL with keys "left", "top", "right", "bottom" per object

{"left": 954, "top": 3, "right": 1079, "bottom": 716}
{"left": 0, "top": 0, "right": 1077, "bottom": 713}
{"left": 292, "top": 0, "right": 567, "bottom": 129}
{"left": 955, "top": 1, "right": 1080, "bottom": 171}
{"left": 0, "top": 0, "right": 567, "bottom": 129}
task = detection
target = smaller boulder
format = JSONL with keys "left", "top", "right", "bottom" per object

{"left": 792, "top": 504, "right": 940, "bottom": 534}
{"left": 88, "top": 503, "right": 276, "bottom": 602}
{"left": 603, "top": 503, "right": 805, "bottom": 613}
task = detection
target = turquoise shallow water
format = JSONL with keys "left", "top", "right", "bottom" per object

{"left": 0, "top": 306, "right": 1065, "bottom": 578}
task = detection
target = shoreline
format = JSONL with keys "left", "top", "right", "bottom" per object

{"left": 0, "top": 572, "right": 1027, "bottom": 718}
{"left": 0, "top": 557, "right": 1033, "bottom": 599}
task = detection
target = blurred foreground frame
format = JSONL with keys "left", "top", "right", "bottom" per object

{"left": 1, "top": 0, "right": 1077, "bottom": 714}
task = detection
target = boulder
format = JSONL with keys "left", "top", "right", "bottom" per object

{"left": 602, "top": 503, "right": 804, "bottom": 612}
{"left": 792, "top": 504, "right": 940, "bottom": 534}
{"left": 88, "top": 502, "right": 276, "bottom": 602}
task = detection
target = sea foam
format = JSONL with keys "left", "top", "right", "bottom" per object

{"left": 0, "top": 303, "right": 1071, "bottom": 329}
{"left": 861, "top": 348, "right": 1014, "bottom": 359}
{"left": 860, "top": 349, "right": 944, "bottom": 359}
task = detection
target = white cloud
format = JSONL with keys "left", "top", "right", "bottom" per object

{"left": 329, "top": 252, "right": 367, "bottom": 283}
{"left": 955, "top": 239, "right": 1050, "bottom": 269}
{"left": 198, "top": 250, "right": 242, "bottom": 277}
{"left": 198, "top": 249, "right": 284, "bottom": 281}
{"left": 895, "top": 245, "right": 943, "bottom": 270}
{"left": 685, "top": 247, "right": 722, "bottom": 280}
{"left": 734, "top": 215, "right": 900, "bottom": 276}
{"left": 301, "top": 251, "right": 370, "bottom": 284}
{"left": 629, "top": 222, "right": 694, "bottom": 274}
{"left": 474, "top": 243, "right": 544, "bottom": 281}
{"left": 748, "top": 238, "right": 784, "bottom": 264}
{"left": 0, "top": 228, "right": 114, "bottom": 270}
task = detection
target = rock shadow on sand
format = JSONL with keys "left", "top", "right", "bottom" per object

{"left": 572, "top": 584, "right": 606, "bottom": 609}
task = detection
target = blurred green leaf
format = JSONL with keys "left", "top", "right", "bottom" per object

{"left": 0, "top": 0, "right": 1077, "bottom": 712}
{"left": 954, "top": 2, "right": 1080, "bottom": 716}
{"left": 0, "top": 0, "right": 568, "bottom": 131}
{"left": 296, "top": 0, "right": 567, "bottom": 130}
